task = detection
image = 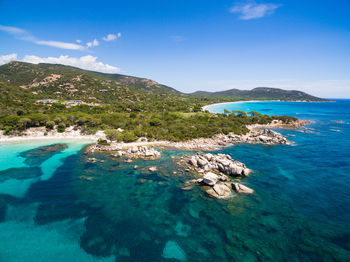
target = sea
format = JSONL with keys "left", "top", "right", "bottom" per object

{"left": 0, "top": 99, "right": 349, "bottom": 261}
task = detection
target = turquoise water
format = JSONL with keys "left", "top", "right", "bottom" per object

{"left": 1, "top": 100, "right": 350, "bottom": 261}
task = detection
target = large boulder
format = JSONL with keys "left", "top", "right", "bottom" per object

{"left": 213, "top": 183, "right": 232, "bottom": 198}
{"left": 206, "top": 188, "right": 219, "bottom": 198}
{"left": 197, "top": 158, "right": 208, "bottom": 167}
{"left": 202, "top": 172, "right": 218, "bottom": 186}
{"left": 233, "top": 183, "right": 254, "bottom": 194}
{"left": 130, "top": 146, "right": 138, "bottom": 153}
{"left": 204, "top": 153, "right": 214, "bottom": 161}
{"left": 188, "top": 156, "right": 198, "bottom": 167}
{"left": 243, "top": 168, "right": 251, "bottom": 177}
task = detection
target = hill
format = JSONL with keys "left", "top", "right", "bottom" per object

{"left": 0, "top": 62, "right": 327, "bottom": 116}
{"left": 0, "top": 61, "right": 311, "bottom": 142}
{"left": 191, "top": 87, "right": 327, "bottom": 102}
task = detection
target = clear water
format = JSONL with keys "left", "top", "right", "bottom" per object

{"left": 0, "top": 100, "right": 350, "bottom": 261}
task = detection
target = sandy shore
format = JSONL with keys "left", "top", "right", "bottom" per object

{"left": 202, "top": 100, "right": 267, "bottom": 111}
{"left": 0, "top": 127, "right": 103, "bottom": 143}
{"left": 201, "top": 99, "right": 324, "bottom": 112}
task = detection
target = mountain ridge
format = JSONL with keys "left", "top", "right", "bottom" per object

{"left": 191, "top": 87, "right": 327, "bottom": 102}
{"left": 0, "top": 61, "right": 327, "bottom": 117}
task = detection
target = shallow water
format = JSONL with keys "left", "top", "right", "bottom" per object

{"left": 0, "top": 101, "right": 350, "bottom": 261}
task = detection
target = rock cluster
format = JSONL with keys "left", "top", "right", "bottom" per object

{"left": 247, "top": 129, "right": 288, "bottom": 144}
{"left": 113, "top": 146, "right": 161, "bottom": 159}
{"left": 171, "top": 128, "right": 288, "bottom": 150}
{"left": 192, "top": 173, "right": 254, "bottom": 199}
{"left": 187, "top": 153, "right": 251, "bottom": 177}
{"left": 87, "top": 157, "right": 105, "bottom": 163}
{"left": 183, "top": 153, "right": 254, "bottom": 199}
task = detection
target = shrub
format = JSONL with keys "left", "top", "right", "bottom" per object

{"left": 97, "top": 139, "right": 110, "bottom": 146}
{"left": 45, "top": 121, "right": 55, "bottom": 130}
{"left": 149, "top": 118, "right": 162, "bottom": 126}
{"left": 129, "top": 112, "right": 137, "bottom": 118}
{"left": 18, "top": 118, "right": 32, "bottom": 130}
{"left": 57, "top": 123, "right": 66, "bottom": 133}
{"left": 104, "top": 129, "right": 122, "bottom": 141}
{"left": 122, "top": 131, "right": 137, "bottom": 142}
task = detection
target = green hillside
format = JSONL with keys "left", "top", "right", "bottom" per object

{"left": 191, "top": 87, "right": 327, "bottom": 102}
{"left": 0, "top": 61, "right": 327, "bottom": 116}
{"left": 0, "top": 61, "right": 199, "bottom": 114}
{"left": 0, "top": 61, "right": 321, "bottom": 142}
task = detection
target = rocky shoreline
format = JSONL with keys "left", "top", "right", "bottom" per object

{"left": 88, "top": 144, "right": 162, "bottom": 159}
{"left": 86, "top": 120, "right": 310, "bottom": 154}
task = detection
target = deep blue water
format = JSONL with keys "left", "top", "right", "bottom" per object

{"left": 0, "top": 100, "right": 350, "bottom": 261}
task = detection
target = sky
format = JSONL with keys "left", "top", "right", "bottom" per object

{"left": 0, "top": 0, "right": 349, "bottom": 98}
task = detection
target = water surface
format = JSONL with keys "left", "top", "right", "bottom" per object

{"left": 1, "top": 101, "right": 350, "bottom": 261}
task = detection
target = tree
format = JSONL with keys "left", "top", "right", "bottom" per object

{"left": 18, "top": 118, "right": 31, "bottom": 129}
{"left": 232, "top": 110, "right": 247, "bottom": 117}
{"left": 57, "top": 123, "right": 66, "bottom": 133}
{"left": 149, "top": 117, "right": 162, "bottom": 126}
{"left": 122, "top": 131, "right": 137, "bottom": 142}
{"left": 248, "top": 111, "right": 263, "bottom": 117}
{"left": 45, "top": 121, "right": 55, "bottom": 130}
{"left": 105, "top": 129, "right": 122, "bottom": 141}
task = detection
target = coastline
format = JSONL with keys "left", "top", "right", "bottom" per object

{"left": 0, "top": 126, "right": 103, "bottom": 144}
{"left": 0, "top": 119, "right": 309, "bottom": 149}
{"left": 202, "top": 99, "right": 328, "bottom": 112}
{"left": 87, "top": 119, "right": 309, "bottom": 153}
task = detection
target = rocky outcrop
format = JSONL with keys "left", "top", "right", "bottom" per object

{"left": 171, "top": 127, "right": 289, "bottom": 150}
{"left": 185, "top": 153, "right": 251, "bottom": 177}
{"left": 181, "top": 153, "right": 254, "bottom": 199}
{"left": 247, "top": 129, "right": 287, "bottom": 144}
{"left": 89, "top": 144, "right": 161, "bottom": 159}
{"left": 120, "top": 146, "right": 161, "bottom": 159}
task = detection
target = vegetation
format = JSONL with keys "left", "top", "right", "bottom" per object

{"left": 0, "top": 110, "right": 297, "bottom": 141}
{"left": 191, "top": 87, "right": 328, "bottom": 102}
{"left": 0, "top": 61, "right": 301, "bottom": 142}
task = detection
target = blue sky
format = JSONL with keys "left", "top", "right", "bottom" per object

{"left": 0, "top": 0, "right": 349, "bottom": 97}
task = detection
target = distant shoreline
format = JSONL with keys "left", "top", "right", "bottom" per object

{"left": 202, "top": 100, "right": 328, "bottom": 112}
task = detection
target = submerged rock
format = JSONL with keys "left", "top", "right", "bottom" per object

{"left": 162, "top": 240, "right": 186, "bottom": 261}
{"left": 19, "top": 143, "right": 68, "bottom": 166}
{"left": 149, "top": 166, "right": 158, "bottom": 172}
{"left": 213, "top": 183, "right": 232, "bottom": 198}
{"left": 206, "top": 188, "right": 220, "bottom": 198}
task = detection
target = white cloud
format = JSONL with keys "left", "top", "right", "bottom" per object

{"left": 22, "top": 54, "right": 120, "bottom": 73}
{"left": 0, "top": 25, "right": 27, "bottom": 35}
{"left": 86, "top": 38, "right": 99, "bottom": 48}
{"left": 0, "top": 53, "right": 18, "bottom": 64}
{"left": 76, "top": 39, "right": 82, "bottom": 43}
{"left": 230, "top": 1, "right": 281, "bottom": 20}
{"left": 0, "top": 24, "right": 86, "bottom": 51}
{"left": 102, "top": 33, "right": 121, "bottom": 42}
{"left": 35, "top": 40, "right": 86, "bottom": 51}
